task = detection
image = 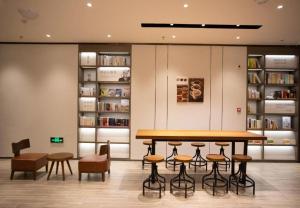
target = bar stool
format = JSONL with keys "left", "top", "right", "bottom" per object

{"left": 143, "top": 154, "right": 166, "bottom": 198}
{"left": 202, "top": 154, "right": 228, "bottom": 196}
{"left": 142, "top": 141, "right": 152, "bottom": 169}
{"left": 229, "top": 154, "right": 255, "bottom": 195}
{"left": 166, "top": 142, "right": 182, "bottom": 171}
{"left": 189, "top": 142, "right": 207, "bottom": 172}
{"left": 215, "top": 142, "right": 231, "bottom": 171}
{"left": 170, "top": 155, "right": 195, "bottom": 198}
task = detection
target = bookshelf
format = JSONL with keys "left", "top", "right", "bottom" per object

{"left": 78, "top": 46, "right": 131, "bottom": 159}
{"left": 247, "top": 50, "right": 299, "bottom": 161}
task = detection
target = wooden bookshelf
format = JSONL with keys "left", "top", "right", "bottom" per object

{"left": 78, "top": 45, "right": 131, "bottom": 160}
{"left": 247, "top": 48, "right": 299, "bottom": 161}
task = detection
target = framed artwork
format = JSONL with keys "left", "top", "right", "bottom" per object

{"left": 188, "top": 78, "right": 204, "bottom": 102}
{"left": 177, "top": 85, "right": 189, "bottom": 102}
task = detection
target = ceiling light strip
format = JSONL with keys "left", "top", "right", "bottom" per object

{"left": 141, "top": 23, "right": 262, "bottom": 29}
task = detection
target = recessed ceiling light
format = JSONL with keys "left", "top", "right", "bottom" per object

{"left": 87, "top": 2, "right": 92, "bottom": 7}
{"left": 170, "top": 23, "right": 174, "bottom": 26}
{"left": 201, "top": 24, "right": 205, "bottom": 27}
{"left": 183, "top": 4, "right": 189, "bottom": 8}
{"left": 46, "top": 34, "right": 51, "bottom": 38}
{"left": 277, "top": 4, "right": 283, "bottom": 9}
{"left": 107, "top": 34, "right": 111, "bottom": 38}
{"left": 236, "top": 24, "right": 240, "bottom": 27}
{"left": 236, "top": 36, "right": 240, "bottom": 39}
{"left": 172, "top": 35, "right": 176, "bottom": 39}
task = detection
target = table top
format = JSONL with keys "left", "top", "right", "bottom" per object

{"left": 47, "top": 152, "right": 74, "bottom": 161}
{"left": 136, "top": 129, "right": 267, "bottom": 141}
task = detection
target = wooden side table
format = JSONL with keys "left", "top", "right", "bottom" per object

{"left": 47, "top": 152, "right": 73, "bottom": 181}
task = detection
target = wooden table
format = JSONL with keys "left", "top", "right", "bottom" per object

{"left": 47, "top": 152, "right": 73, "bottom": 181}
{"left": 136, "top": 129, "right": 267, "bottom": 175}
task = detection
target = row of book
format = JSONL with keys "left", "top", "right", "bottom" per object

{"left": 264, "top": 118, "right": 279, "bottom": 129}
{"left": 272, "top": 89, "right": 296, "bottom": 99}
{"left": 266, "top": 73, "right": 294, "bottom": 84}
{"left": 97, "top": 68, "right": 130, "bottom": 82}
{"left": 248, "top": 89, "right": 261, "bottom": 99}
{"left": 248, "top": 72, "right": 262, "bottom": 84}
{"left": 248, "top": 58, "right": 262, "bottom": 69}
{"left": 98, "top": 100, "right": 129, "bottom": 112}
{"left": 99, "top": 117, "right": 130, "bottom": 127}
{"left": 100, "top": 55, "right": 130, "bottom": 66}
{"left": 247, "top": 119, "right": 262, "bottom": 129}
{"left": 80, "top": 87, "right": 96, "bottom": 96}
{"left": 100, "top": 87, "right": 130, "bottom": 97}
{"left": 79, "top": 99, "right": 96, "bottom": 111}
{"left": 80, "top": 116, "right": 95, "bottom": 126}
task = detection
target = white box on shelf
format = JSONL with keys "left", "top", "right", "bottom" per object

{"left": 265, "top": 101, "right": 295, "bottom": 114}
{"left": 265, "top": 55, "right": 298, "bottom": 69}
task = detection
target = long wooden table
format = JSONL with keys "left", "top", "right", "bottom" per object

{"left": 136, "top": 129, "right": 267, "bottom": 175}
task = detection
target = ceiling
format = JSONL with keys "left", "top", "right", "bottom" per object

{"left": 0, "top": 0, "right": 300, "bottom": 45}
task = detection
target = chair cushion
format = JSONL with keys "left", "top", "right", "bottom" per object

{"left": 78, "top": 154, "right": 109, "bottom": 173}
{"left": 11, "top": 153, "right": 48, "bottom": 171}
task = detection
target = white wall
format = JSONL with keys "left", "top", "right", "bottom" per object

{"left": 0, "top": 44, "right": 78, "bottom": 157}
{"left": 131, "top": 45, "right": 247, "bottom": 159}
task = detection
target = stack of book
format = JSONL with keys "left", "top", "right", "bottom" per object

{"left": 264, "top": 118, "right": 279, "bottom": 130}
{"left": 80, "top": 116, "right": 95, "bottom": 126}
{"left": 100, "top": 55, "right": 130, "bottom": 66}
{"left": 248, "top": 72, "right": 262, "bottom": 84}
{"left": 80, "top": 87, "right": 96, "bottom": 96}
{"left": 100, "top": 87, "right": 130, "bottom": 97}
{"left": 272, "top": 89, "right": 296, "bottom": 99}
{"left": 98, "top": 99, "right": 129, "bottom": 112}
{"left": 248, "top": 58, "right": 261, "bottom": 69}
{"left": 99, "top": 117, "right": 129, "bottom": 127}
{"left": 79, "top": 99, "right": 96, "bottom": 111}
{"left": 247, "top": 118, "right": 262, "bottom": 129}
{"left": 248, "top": 89, "right": 261, "bottom": 99}
{"left": 266, "top": 73, "right": 294, "bottom": 84}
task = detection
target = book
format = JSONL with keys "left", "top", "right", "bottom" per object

{"left": 115, "top": 89, "right": 122, "bottom": 97}
{"left": 282, "top": 116, "right": 291, "bottom": 129}
{"left": 108, "top": 89, "right": 116, "bottom": 97}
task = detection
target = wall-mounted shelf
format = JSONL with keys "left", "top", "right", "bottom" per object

{"left": 78, "top": 46, "right": 131, "bottom": 159}
{"left": 247, "top": 50, "right": 299, "bottom": 161}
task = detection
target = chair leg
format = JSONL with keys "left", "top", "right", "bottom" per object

{"left": 108, "top": 169, "right": 110, "bottom": 174}
{"left": 102, "top": 172, "right": 105, "bottom": 182}
{"left": 46, "top": 163, "right": 48, "bottom": 172}
{"left": 10, "top": 171, "right": 14, "bottom": 180}
{"left": 79, "top": 172, "right": 81, "bottom": 181}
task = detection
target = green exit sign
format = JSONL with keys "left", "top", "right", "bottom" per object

{"left": 50, "top": 137, "right": 63, "bottom": 143}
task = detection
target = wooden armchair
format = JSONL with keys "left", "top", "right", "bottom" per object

{"left": 11, "top": 139, "right": 48, "bottom": 180}
{"left": 78, "top": 140, "right": 111, "bottom": 181}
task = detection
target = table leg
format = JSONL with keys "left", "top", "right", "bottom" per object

{"left": 61, "top": 161, "right": 65, "bottom": 181}
{"left": 151, "top": 140, "right": 156, "bottom": 176}
{"left": 56, "top": 161, "right": 59, "bottom": 175}
{"left": 47, "top": 161, "right": 55, "bottom": 180}
{"left": 231, "top": 142, "right": 236, "bottom": 175}
{"left": 242, "top": 140, "right": 248, "bottom": 183}
{"left": 66, "top": 160, "right": 73, "bottom": 175}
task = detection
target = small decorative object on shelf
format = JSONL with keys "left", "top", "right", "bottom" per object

{"left": 247, "top": 50, "right": 299, "bottom": 161}
{"left": 78, "top": 47, "right": 131, "bottom": 159}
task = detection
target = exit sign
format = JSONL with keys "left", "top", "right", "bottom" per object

{"left": 50, "top": 137, "right": 64, "bottom": 143}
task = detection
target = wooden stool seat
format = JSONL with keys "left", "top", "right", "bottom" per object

{"left": 168, "top": 142, "right": 182, "bottom": 146}
{"left": 215, "top": 142, "right": 230, "bottom": 147}
{"left": 145, "top": 155, "right": 164, "bottom": 163}
{"left": 174, "top": 155, "right": 193, "bottom": 163}
{"left": 206, "top": 154, "right": 225, "bottom": 162}
{"left": 143, "top": 141, "right": 152, "bottom": 146}
{"left": 232, "top": 154, "right": 252, "bottom": 162}
{"left": 191, "top": 142, "right": 205, "bottom": 147}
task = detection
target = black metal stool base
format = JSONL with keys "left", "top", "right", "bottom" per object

{"left": 229, "top": 162, "right": 255, "bottom": 195}
{"left": 218, "top": 147, "right": 231, "bottom": 171}
{"left": 202, "top": 162, "right": 228, "bottom": 196}
{"left": 189, "top": 147, "right": 207, "bottom": 172}
{"left": 166, "top": 146, "right": 181, "bottom": 171}
{"left": 170, "top": 163, "right": 195, "bottom": 198}
{"left": 143, "top": 164, "right": 166, "bottom": 198}
{"left": 142, "top": 145, "right": 152, "bottom": 169}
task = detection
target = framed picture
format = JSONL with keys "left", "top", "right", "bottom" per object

{"left": 188, "top": 78, "right": 204, "bottom": 102}
{"left": 177, "top": 84, "right": 189, "bottom": 102}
